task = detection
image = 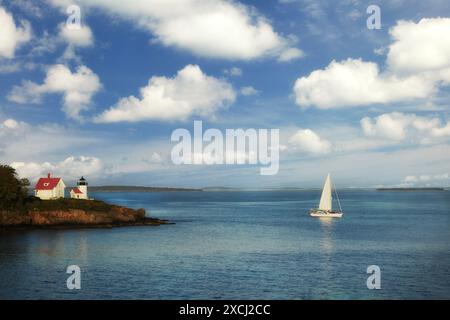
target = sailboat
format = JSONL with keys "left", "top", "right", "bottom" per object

{"left": 310, "top": 174, "right": 343, "bottom": 218}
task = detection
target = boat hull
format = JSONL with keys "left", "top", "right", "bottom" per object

{"left": 309, "top": 209, "right": 343, "bottom": 218}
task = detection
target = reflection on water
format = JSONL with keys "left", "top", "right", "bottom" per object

{"left": 28, "top": 231, "right": 89, "bottom": 264}
{"left": 32, "top": 232, "right": 64, "bottom": 257}
{"left": 316, "top": 217, "right": 335, "bottom": 294}
{"left": 318, "top": 217, "right": 334, "bottom": 254}
{"left": 0, "top": 190, "right": 449, "bottom": 299}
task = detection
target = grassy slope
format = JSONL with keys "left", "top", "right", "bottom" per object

{"left": 25, "top": 198, "right": 115, "bottom": 212}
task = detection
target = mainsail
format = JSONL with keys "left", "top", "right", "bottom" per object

{"left": 318, "top": 174, "right": 332, "bottom": 211}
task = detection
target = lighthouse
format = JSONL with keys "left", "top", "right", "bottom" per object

{"left": 70, "top": 176, "right": 89, "bottom": 200}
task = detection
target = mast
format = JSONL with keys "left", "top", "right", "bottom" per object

{"left": 334, "top": 184, "right": 343, "bottom": 213}
{"left": 318, "top": 174, "right": 332, "bottom": 211}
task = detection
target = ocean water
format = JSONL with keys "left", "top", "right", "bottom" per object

{"left": 0, "top": 190, "right": 449, "bottom": 300}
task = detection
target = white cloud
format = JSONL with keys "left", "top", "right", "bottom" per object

{"left": 0, "top": 6, "right": 31, "bottom": 59}
{"left": 29, "top": 30, "right": 59, "bottom": 56}
{"left": 10, "top": 161, "right": 54, "bottom": 182}
{"left": 288, "top": 129, "right": 332, "bottom": 154}
{"left": 11, "top": 156, "right": 103, "bottom": 182}
{"left": 58, "top": 23, "right": 94, "bottom": 47}
{"left": 0, "top": 118, "right": 29, "bottom": 139}
{"left": 277, "top": 47, "right": 304, "bottom": 62}
{"left": 240, "top": 86, "right": 259, "bottom": 96}
{"left": 47, "top": 0, "right": 296, "bottom": 61}
{"left": 430, "top": 123, "right": 450, "bottom": 138}
{"left": 293, "top": 18, "right": 450, "bottom": 109}
{"left": 0, "top": 118, "right": 101, "bottom": 161}
{"left": 400, "top": 173, "right": 450, "bottom": 187}
{"left": 277, "top": 143, "right": 450, "bottom": 188}
{"left": 58, "top": 23, "right": 94, "bottom": 61}
{"left": 8, "top": 64, "right": 102, "bottom": 120}
{"left": 95, "top": 64, "right": 235, "bottom": 123}
{"left": 1, "top": 118, "right": 20, "bottom": 130}
{"left": 142, "top": 152, "right": 165, "bottom": 165}
{"left": 361, "top": 112, "right": 450, "bottom": 143}
{"left": 387, "top": 18, "right": 450, "bottom": 74}
{"left": 294, "top": 58, "right": 434, "bottom": 109}
{"left": 10, "top": 0, "right": 44, "bottom": 18}
{"left": 374, "top": 47, "right": 387, "bottom": 56}
{"left": 223, "top": 67, "right": 242, "bottom": 76}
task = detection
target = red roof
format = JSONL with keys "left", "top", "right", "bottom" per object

{"left": 35, "top": 173, "right": 62, "bottom": 190}
{"left": 71, "top": 187, "right": 83, "bottom": 194}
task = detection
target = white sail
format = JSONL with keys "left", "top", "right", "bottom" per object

{"left": 318, "top": 174, "right": 332, "bottom": 211}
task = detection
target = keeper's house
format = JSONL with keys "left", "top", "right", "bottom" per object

{"left": 34, "top": 173, "right": 66, "bottom": 200}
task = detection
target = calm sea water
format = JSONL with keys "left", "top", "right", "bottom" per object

{"left": 0, "top": 190, "right": 449, "bottom": 300}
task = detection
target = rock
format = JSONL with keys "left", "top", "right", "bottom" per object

{"left": 0, "top": 204, "right": 171, "bottom": 229}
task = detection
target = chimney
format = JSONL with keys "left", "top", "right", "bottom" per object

{"left": 48, "top": 173, "right": 51, "bottom": 178}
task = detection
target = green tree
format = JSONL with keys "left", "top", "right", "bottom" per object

{"left": 0, "top": 165, "right": 27, "bottom": 210}
{"left": 20, "top": 178, "right": 30, "bottom": 197}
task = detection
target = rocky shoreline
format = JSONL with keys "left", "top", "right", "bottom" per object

{"left": 0, "top": 202, "right": 171, "bottom": 230}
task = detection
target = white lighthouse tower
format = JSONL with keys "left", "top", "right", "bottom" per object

{"left": 77, "top": 176, "right": 88, "bottom": 198}
{"left": 70, "top": 176, "right": 89, "bottom": 200}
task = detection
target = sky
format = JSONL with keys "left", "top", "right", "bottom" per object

{"left": 1, "top": 0, "right": 450, "bottom": 188}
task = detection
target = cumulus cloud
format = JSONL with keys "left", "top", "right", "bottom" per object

{"left": 47, "top": 0, "right": 298, "bottom": 61}
{"left": 361, "top": 112, "right": 450, "bottom": 143}
{"left": 11, "top": 156, "right": 103, "bottom": 182}
{"left": 293, "top": 18, "right": 450, "bottom": 109}
{"left": 1, "top": 118, "right": 23, "bottom": 130}
{"left": 58, "top": 22, "right": 94, "bottom": 60}
{"left": 294, "top": 59, "right": 434, "bottom": 109}
{"left": 288, "top": 129, "right": 332, "bottom": 154}
{"left": 0, "top": 118, "right": 28, "bottom": 154}
{"left": 95, "top": 64, "right": 235, "bottom": 123}
{"left": 0, "top": 118, "right": 29, "bottom": 146}
{"left": 58, "top": 23, "right": 94, "bottom": 47}
{"left": 8, "top": 64, "right": 102, "bottom": 120}
{"left": 387, "top": 18, "right": 450, "bottom": 74}
{"left": 0, "top": 6, "right": 31, "bottom": 59}
{"left": 277, "top": 47, "right": 304, "bottom": 62}
{"left": 223, "top": 67, "right": 242, "bottom": 76}
{"left": 240, "top": 86, "right": 259, "bottom": 96}
{"left": 0, "top": 118, "right": 31, "bottom": 147}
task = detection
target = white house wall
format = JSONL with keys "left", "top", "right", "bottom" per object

{"left": 35, "top": 180, "right": 66, "bottom": 200}
{"left": 36, "top": 190, "right": 53, "bottom": 200}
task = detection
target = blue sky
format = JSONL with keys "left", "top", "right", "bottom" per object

{"left": 1, "top": 0, "right": 450, "bottom": 188}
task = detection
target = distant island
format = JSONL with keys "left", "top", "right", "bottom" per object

{"left": 377, "top": 187, "right": 445, "bottom": 191}
{"left": 201, "top": 186, "right": 242, "bottom": 191}
{"left": 87, "top": 185, "right": 203, "bottom": 192}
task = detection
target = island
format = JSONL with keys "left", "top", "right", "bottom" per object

{"left": 0, "top": 198, "right": 170, "bottom": 229}
{"left": 376, "top": 187, "right": 445, "bottom": 191}
{"left": 0, "top": 165, "right": 170, "bottom": 230}
{"left": 88, "top": 185, "right": 203, "bottom": 192}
